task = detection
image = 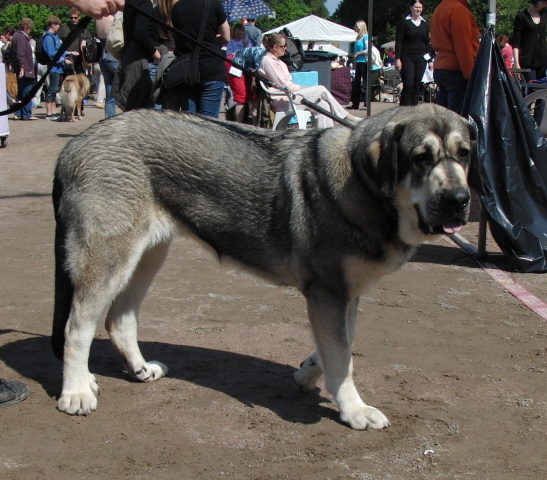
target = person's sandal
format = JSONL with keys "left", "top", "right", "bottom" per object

{"left": 0, "top": 379, "right": 30, "bottom": 408}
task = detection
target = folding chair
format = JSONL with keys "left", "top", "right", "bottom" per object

{"left": 259, "top": 81, "right": 318, "bottom": 130}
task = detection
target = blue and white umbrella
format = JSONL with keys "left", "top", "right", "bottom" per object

{"left": 221, "top": 0, "right": 274, "bottom": 23}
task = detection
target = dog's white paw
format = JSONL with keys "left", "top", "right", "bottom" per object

{"left": 131, "top": 361, "right": 168, "bottom": 382}
{"left": 293, "top": 356, "right": 323, "bottom": 391}
{"left": 340, "top": 404, "right": 390, "bottom": 430}
{"left": 57, "top": 374, "right": 99, "bottom": 415}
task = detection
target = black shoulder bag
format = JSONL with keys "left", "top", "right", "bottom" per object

{"left": 163, "top": 0, "right": 210, "bottom": 89}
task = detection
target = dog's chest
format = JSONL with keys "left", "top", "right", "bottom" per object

{"left": 343, "top": 247, "right": 415, "bottom": 297}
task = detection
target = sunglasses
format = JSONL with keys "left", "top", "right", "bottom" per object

{"left": 278, "top": 44, "right": 288, "bottom": 49}
{"left": 70, "top": 16, "right": 79, "bottom": 19}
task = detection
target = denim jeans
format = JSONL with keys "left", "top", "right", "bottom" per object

{"left": 433, "top": 69, "right": 468, "bottom": 115}
{"left": 100, "top": 58, "right": 120, "bottom": 118}
{"left": 17, "top": 77, "right": 35, "bottom": 119}
{"left": 45, "top": 72, "right": 61, "bottom": 103}
{"left": 162, "top": 80, "right": 225, "bottom": 118}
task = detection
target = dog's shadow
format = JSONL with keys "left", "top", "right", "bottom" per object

{"left": 0, "top": 331, "right": 335, "bottom": 426}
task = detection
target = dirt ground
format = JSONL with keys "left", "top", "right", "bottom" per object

{"left": 1, "top": 103, "right": 546, "bottom": 480}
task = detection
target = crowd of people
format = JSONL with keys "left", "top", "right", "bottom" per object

{"left": 2, "top": 0, "right": 546, "bottom": 141}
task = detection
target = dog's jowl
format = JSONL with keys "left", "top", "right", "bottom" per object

{"left": 52, "top": 104, "right": 476, "bottom": 429}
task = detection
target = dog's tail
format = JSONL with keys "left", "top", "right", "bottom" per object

{"left": 51, "top": 174, "right": 73, "bottom": 360}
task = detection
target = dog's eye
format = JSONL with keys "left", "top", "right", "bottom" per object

{"left": 459, "top": 148, "right": 470, "bottom": 161}
{"left": 414, "top": 152, "right": 430, "bottom": 163}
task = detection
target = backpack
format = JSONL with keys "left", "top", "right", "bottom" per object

{"left": 280, "top": 27, "right": 305, "bottom": 72}
{"left": 35, "top": 32, "right": 51, "bottom": 65}
{"left": 106, "top": 11, "right": 124, "bottom": 60}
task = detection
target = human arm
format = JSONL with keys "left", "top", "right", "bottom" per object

{"left": 512, "top": 12, "right": 523, "bottom": 69}
{"left": 95, "top": 15, "right": 114, "bottom": 39}
{"left": 217, "top": 20, "right": 230, "bottom": 47}
{"left": 395, "top": 19, "right": 404, "bottom": 61}
{"left": 17, "top": 0, "right": 124, "bottom": 19}
{"left": 130, "top": 0, "right": 159, "bottom": 59}
{"left": 451, "top": 9, "right": 480, "bottom": 79}
{"left": 424, "top": 22, "right": 433, "bottom": 70}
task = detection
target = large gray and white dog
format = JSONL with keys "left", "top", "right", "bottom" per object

{"left": 52, "top": 104, "right": 476, "bottom": 429}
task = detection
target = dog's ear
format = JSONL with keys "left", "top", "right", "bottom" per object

{"left": 465, "top": 121, "right": 483, "bottom": 194}
{"left": 374, "top": 119, "right": 407, "bottom": 196}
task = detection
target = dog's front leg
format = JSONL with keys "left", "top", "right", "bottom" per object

{"left": 303, "top": 293, "right": 390, "bottom": 430}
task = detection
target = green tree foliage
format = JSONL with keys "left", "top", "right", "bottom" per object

{"left": 0, "top": 3, "right": 53, "bottom": 37}
{"left": 256, "top": 0, "right": 328, "bottom": 31}
{"left": 0, "top": 3, "right": 95, "bottom": 36}
{"left": 494, "top": 0, "right": 527, "bottom": 37}
{"left": 257, "top": 0, "right": 312, "bottom": 31}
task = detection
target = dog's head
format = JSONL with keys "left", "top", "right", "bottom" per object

{"left": 352, "top": 104, "right": 477, "bottom": 243}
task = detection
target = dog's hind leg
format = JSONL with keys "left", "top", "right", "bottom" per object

{"left": 300, "top": 293, "right": 390, "bottom": 430}
{"left": 57, "top": 230, "right": 167, "bottom": 415}
{"left": 105, "top": 241, "right": 170, "bottom": 383}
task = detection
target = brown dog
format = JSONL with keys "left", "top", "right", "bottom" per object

{"left": 59, "top": 74, "right": 90, "bottom": 122}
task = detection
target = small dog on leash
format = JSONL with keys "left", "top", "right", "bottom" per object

{"left": 59, "top": 74, "right": 90, "bottom": 122}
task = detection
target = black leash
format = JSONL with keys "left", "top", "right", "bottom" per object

{"left": 0, "top": 16, "right": 92, "bottom": 117}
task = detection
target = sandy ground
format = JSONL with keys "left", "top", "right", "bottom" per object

{"left": 1, "top": 102, "right": 546, "bottom": 480}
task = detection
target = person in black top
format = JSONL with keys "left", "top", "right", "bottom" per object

{"left": 161, "top": 0, "right": 229, "bottom": 117}
{"left": 114, "top": 0, "right": 161, "bottom": 110}
{"left": 395, "top": 0, "right": 433, "bottom": 106}
{"left": 512, "top": 0, "right": 547, "bottom": 82}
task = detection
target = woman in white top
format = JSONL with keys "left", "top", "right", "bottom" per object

{"left": 259, "top": 33, "right": 359, "bottom": 128}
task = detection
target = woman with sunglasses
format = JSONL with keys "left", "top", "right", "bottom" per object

{"left": 260, "top": 33, "right": 360, "bottom": 128}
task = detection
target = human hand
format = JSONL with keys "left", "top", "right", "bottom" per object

{"left": 71, "top": 0, "right": 125, "bottom": 19}
{"left": 153, "top": 49, "right": 161, "bottom": 65}
{"left": 395, "top": 58, "right": 402, "bottom": 71}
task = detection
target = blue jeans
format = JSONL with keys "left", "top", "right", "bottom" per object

{"left": 162, "top": 80, "right": 225, "bottom": 118}
{"left": 17, "top": 76, "right": 35, "bottom": 119}
{"left": 45, "top": 72, "right": 61, "bottom": 103}
{"left": 433, "top": 69, "right": 468, "bottom": 115}
{"left": 100, "top": 58, "right": 120, "bottom": 118}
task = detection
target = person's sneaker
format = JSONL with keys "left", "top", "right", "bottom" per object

{"left": 0, "top": 379, "right": 29, "bottom": 408}
{"left": 45, "top": 115, "right": 57, "bottom": 120}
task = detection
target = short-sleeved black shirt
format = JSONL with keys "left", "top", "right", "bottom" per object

{"left": 171, "top": 0, "right": 227, "bottom": 82}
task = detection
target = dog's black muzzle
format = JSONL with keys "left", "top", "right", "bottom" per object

{"left": 417, "top": 188, "right": 471, "bottom": 235}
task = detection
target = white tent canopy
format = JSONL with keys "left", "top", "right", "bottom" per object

{"left": 264, "top": 15, "right": 356, "bottom": 43}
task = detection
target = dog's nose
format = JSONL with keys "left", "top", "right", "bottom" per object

{"left": 442, "top": 188, "right": 470, "bottom": 211}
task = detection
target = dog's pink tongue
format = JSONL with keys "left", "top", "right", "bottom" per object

{"left": 443, "top": 220, "right": 463, "bottom": 234}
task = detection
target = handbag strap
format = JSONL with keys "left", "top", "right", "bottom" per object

{"left": 190, "top": 0, "right": 211, "bottom": 66}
